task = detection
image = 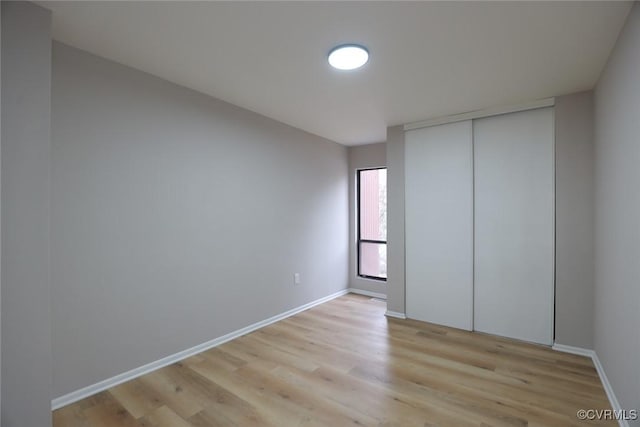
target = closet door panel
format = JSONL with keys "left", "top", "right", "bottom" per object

{"left": 405, "top": 120, "right": 473, "bottom": 331}
{"left": 473, "top": 108, "right": 554, "bottom": 345}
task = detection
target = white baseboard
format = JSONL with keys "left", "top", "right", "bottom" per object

{"left": 348, "top": 288, "right": 387, "bottom": 300}
{"left": 385, "top": 310, "right": 407, "bottom": 319}
{"left": 553, "top": 343, "right": 628, "bottom": 427}
{"left": 591, "top": 352, "right": 629, "bottom": 427}
{"left": 552, "top": 343, "right": 595, "bottom": 358}
{"left": 51, "top": 288, "right": 350, "bottom": 411}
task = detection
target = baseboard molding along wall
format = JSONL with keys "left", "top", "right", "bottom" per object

{"left": 52, "top": 288, "right": 350, "bottom": 410}
{"left": 385, "top": 310, "right": 407, "bottom": 319}
{"left": 348, "top": 287, "right": 387, "bottom": 300}
{"left": 552, "top": 343, "right": 629, "bottom": 427}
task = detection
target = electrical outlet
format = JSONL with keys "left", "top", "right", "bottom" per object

{"left": 293, "top": 273, "right": 301, "bottom": 286}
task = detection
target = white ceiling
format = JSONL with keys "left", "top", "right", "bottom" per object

{"left": 40, "top": 1, "right": 631, "bottom": 145}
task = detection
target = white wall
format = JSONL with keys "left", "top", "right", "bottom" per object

{"left": 593, "top": 3, "right": 640, "bottom": 421}
{"left": 51, "top": 43, "right": 349, "bottom": 398}
{"left": 554, "top": 91, "right": 594, "bottom": 349}
{"left": 1, "top": 2, "right": 52, "bottom": 426}
{"left": 348, "top": 143, "right": 386, "bottom": 296}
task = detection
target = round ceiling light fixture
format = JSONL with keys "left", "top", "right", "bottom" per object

{"left": 328, "top": 44, "right": 369, "bottom": 71}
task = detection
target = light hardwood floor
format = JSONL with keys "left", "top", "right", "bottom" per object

{"left": 53, "top": 294, "right": 614, "bottom": 427}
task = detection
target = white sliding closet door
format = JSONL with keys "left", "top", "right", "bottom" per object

{"left": 473, "top": 107, "right": 554, "bottom": 345}
{"left": 406, "top": 121, "right": 473, "bottom": 330}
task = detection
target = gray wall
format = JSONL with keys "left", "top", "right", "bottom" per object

{"left": 1, "top": 2, "right": 52, "bottom": 426}
{"left": 0, "top": 1, "right": 3, "bottom": 413}
{"left": 51, "top": 43, "right": 348, "bottom": 398}
{"left": 554, "top": 91, "right": 595, "bottom": 349}
{"left": 385, "top": 126, "right": 405, "bottom": 315}
{"left": 593, "top": 3, "right": 640, "bottom": 421}
{"left": 348, "top": 143, "right": 386, "bottom": 296}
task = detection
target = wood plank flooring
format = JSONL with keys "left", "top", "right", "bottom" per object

{"left": 53, "top": 294, "right": 614, "bottom": 426}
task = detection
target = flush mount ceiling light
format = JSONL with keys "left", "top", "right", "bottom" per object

{"left": 328, "top": 44, "right": 369, "bottom": 71}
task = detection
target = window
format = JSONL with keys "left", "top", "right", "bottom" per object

{"left": 357, "top": 168, "right": 387, "bottom": 280}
